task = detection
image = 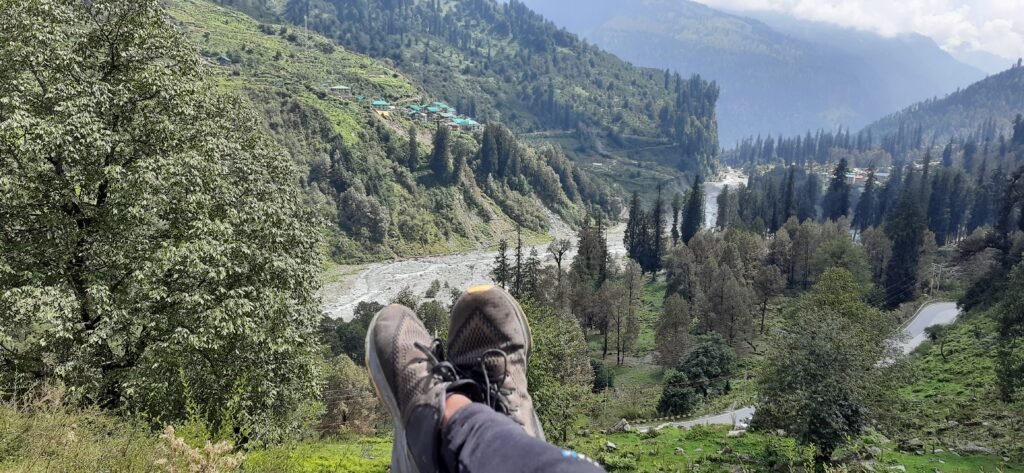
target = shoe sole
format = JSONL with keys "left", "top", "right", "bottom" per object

{"left": 466, "top": 285, "right": 547, "bottom": 441}
{"left": 365, "top": 307, "right": 419, "bottom": 473}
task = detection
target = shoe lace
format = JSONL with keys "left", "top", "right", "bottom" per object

{"left": 477, "top": 348, "right": 514, "bottom": 415}
{"left": 414, "top": 340, "right": 459, "bottom": 383}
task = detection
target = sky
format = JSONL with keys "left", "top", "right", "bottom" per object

{"left": 691, "top": 0, "right": 1024, "bottom": 61}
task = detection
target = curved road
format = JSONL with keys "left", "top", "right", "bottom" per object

{"left": 635, "top": 300, "right": 961, "bottom": 432}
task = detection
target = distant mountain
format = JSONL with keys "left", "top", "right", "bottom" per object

{"left": 519, "top": 0, "right": 985, "bottom": 145}
{"left": 862, "top": 65, "right": 1024, "bottom": 144}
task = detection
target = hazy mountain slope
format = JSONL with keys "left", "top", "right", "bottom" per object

{"left": 520, "top": 0, "right": 984, "bottom": 145}
{"left": 167, "top": 0, "right": 618, "bottom": 262}
{"left": 863, "top": 65, "right": 1024, "bottom": 143}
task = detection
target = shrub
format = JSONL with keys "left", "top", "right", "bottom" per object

{"left": 425, "top": 279, "right": 442, "bottom": 299}
{"left": 590, "top": 359, "right": 615, "bottom": 393}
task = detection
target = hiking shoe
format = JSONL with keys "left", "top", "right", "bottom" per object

{"left": 447, "top": 285, "right": 546, "bottom": 440}
{"left": 366, "top": 304, "right": 458, "bottom": 473}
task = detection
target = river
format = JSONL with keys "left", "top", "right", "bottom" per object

{"left": 319, "top": 169, "right": 748, "bottom": 321}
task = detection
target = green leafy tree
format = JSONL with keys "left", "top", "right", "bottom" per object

{"left": 391, "top": 287, "right": 420, "bottom": 309}
{"left": 524, "top": 301, "right": 594, "bottom": 444}
{"left": 753, "top": 268, "right": 900, "bottom": 464}
{"left": 417, "top": 300, "right": 449, "bottom": 340}
{"left": 547, "top": 238, "right": 572, "bottom": 286}
{"left": 318, "top": 354, "right": 385, "bottom": 435}
{"left": 655, "top": 294, "right": 696, "bottom": 367}
{"left": 995, "top": 262, "right": 1024, "bottom": 401}
{"left": 0, "top": 0, "right": 323, "bottom": 442}
{"left": 321, "top": 301, "right": 383, "bottom": 363}
{"left": 753, "top": 264, "right": 785, "bottom": 334}
{"left": 675, "top": 333, "right": 736, "bottom": 399}
{"left": 924, "top": 325, "right": 950, "bottom": 361}
{"left": 657, "top": 371, "right": 700, "bottom": 416}
{"left": 609, "top": 261, "right": 642, "bottom": 365}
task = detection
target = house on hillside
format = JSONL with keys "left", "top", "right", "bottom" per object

{"left": 371, "top": 100, "right": 391, "bottom": 111}
{"left": 328, "top": 85, "right": 353, "bottom": 97}
{"left": 450, "top": 118, "right": 483, "bottom": 132}
{"left": 217, "top": 56, "right": 231, "bottom": 66}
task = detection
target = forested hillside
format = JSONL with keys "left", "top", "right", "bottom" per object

{"left": 209, "top": 0, "right": 722, "bottom": 178}
{"left": 864, "top": 64, "right": 1024, "bottom": 144}
{"left": 518, "top": 0, "right": 984, "bottom": 145}
{"left": 166, "top": 0, "right": 620, "bottom": 262}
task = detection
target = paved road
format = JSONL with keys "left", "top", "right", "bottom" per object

{"left": 635, "top": 300, "right": 961, "bottom": 432}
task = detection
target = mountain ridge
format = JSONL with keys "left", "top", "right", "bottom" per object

{"left": 519, "top": 0, "right": 984, "bottom": 144}
{"left": 862, "top": 64, "right": 1024, "bottom": 144}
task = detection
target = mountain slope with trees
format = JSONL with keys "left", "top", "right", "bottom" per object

{"left": 519, "top": 0, "right": 984, "bottom": 145}
{"left": 210, "top": 0, "right": 722, "bottom": 178}
{"left": 863, "top": 64, "right": 1024, "bottom": 144}
{"left": 166, "top": 0, "right": 621, "bottom": 262}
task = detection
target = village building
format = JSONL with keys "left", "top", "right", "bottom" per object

{"left": 328, "top": 85, "right": 353, "bottom": 97}
{"left": 371, "top": 100, "right": 391, "bottom": 111}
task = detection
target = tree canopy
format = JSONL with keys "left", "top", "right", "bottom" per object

{"left": 0, "top": 0, "right": 323, "bottom": 443}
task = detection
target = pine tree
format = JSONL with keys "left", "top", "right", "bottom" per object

{"left": 430, "top": 125, "right": 452, "bottom": 180}
{"left": 648, "top": 188, "right": 666, "bottom": 274}
{"left": 782, "top": 166, "right": 797, "bottom": 223}
{"left": 492, "top": 239, "right": 511, "bottom": 288}
{"left": 624, "top": 192, "right": 646, "bottom": 264}
{"left": 513, "top": 227, "right": 524, "bottom": 297}
{"left": 853, "top": 168, "right": 878, "bottom": 233}
{"left": 942, "top": 140, "right": 955, "bottom": 168}
{"left": 876, "top": 164, "right": 903, "bottom": 226}
{"left": 823, "top": 158, "right": 851, "bottom": 221}
{"left": 407, "top": 125, "right": 419, "bottom": 169}
{"left": 798, "top": 172, "right": 820, "bottom": 223}
{"left": 927, "top": 171, "right": 953, "bottom": 245}
{"left": 716, "top": 185, "right": 731, "bottom": 229}
{"left": 920, "top": 151, "right": 933, "bottom": 201}
{"left": 882, "top": 189, "right": 927, "bottom": 308}
{"left": 680, "top": 176, "right": 705, "bottom": 244}
{"left": 522, "top": 248, "right": 542, "bottom": 299}
{"left": 968, "top": 160, "right": 992, "bottom": 232}
{"left": 572, "top": 214, "right": 609, "bottom": 288}
{"left": 480, "top": 125, "right": 498, "bottom": 176}
{"left": 671, "top": 193, "right": 682, "bottom": 244}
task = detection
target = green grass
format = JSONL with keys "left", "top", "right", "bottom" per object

{"left": 244, "top": 437, "right": 392, "bottom": 473}
{"left": 568, "top": 424, "right": 1020, "bottom": 472}
{"left": 893, "top": 309, "right": 1024, "bottom": 461}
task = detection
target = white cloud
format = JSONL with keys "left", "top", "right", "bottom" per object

{"left": 691, "top": 0, "right": 1024, "bottom": 60}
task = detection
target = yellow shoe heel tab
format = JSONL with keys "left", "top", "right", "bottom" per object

{"left": 467, "top": 284, "right": 495, "bottom": 294}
